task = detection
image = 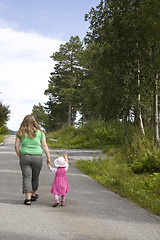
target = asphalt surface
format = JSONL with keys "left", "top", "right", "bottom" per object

{"left": 0, "top": 135, "right": 160, "bottom": 240}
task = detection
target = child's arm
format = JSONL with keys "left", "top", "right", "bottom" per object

{"left": 47, "top": 163, "right": 57, "bottom": 173}
{"left": 64, "top": 152, "right": 69, "bottom": 172}
{"left": 64, "top": 152, "right": 68, "bottom": 164}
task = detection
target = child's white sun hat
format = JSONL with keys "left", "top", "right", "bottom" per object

{"left": 54, "top": 157, "right": 68, "bottom": 168}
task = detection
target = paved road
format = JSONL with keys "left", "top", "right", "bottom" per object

{"left": 0, "top": 135, "right": 160, "bottom": 240}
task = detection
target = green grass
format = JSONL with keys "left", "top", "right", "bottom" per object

{"left": 46, "top": 126, "right": 85, "bottom": 149}
{"left": 46, "top": 121, "right": 160, "bottom": 216}
{"left": 46, "top": 121, "right": 124, "bottom": 150}
{"left": 0, "top": 135, "right": 6, "bottom": 143}
{"left": 76, "top": 156, "right": 160, "bottom": 216}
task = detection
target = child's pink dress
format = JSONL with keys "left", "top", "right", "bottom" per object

{"left": 50, "top": 167, "right": 69, "bottom": 195}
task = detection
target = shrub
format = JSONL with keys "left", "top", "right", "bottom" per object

{"left": 0, "top": 126, "right": 9, "bottom": 134}
{"left": 84, "top": 120, "right": 124, "bottom": 146}
{"left": 131, "top": 149, "right": 160, "bottom": 173}
{"left": 148, "top": 173, "right": 160, "bottom": 191}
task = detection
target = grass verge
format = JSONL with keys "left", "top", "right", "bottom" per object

{"left": 76, "top": 155, "right": 160, "bottom": 216}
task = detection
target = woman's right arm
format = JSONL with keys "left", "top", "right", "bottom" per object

{"left": 15, "top": 137, "right": 21, "bottom": 158}
{"left": 41, "top": 137, "right": 51, "bottom": 164}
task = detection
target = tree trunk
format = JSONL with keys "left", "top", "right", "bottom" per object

{"left": 137, "top": 60, "right": 145, "bottom": 135}
{"left": 123, "top": 114, "right": 128, "bottom": 138}
{"left": 153, "top": 73, "right": 159, "bottom": 147}
{"left": 68, "top": 102, "right": 71, "bottom": 125}
{"left": 152, "top": 45, "right": 159, "bottom": 147}
{"left": 68, "top": 52, "right": 73, "bottom": 126}
{"left": 61, "top": 122, "right": 65, "bottom": 129}
{"left": 82, "top": 113, "right": 85, "bottom": 125}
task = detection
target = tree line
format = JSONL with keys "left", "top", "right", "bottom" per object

{"left": 32, "top": 0, "right": 160, "bottom": 146}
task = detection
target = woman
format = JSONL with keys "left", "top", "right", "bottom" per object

{"left": 15, "top": 114, "right": 51, "bottom": 205}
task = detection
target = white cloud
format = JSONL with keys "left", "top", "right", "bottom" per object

{"left": 0, "top": 26, "right": 63, "bottom": 130}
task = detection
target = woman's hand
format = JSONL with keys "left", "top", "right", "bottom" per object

{"left": 15, "top": 137, "right": 21, "bottom": 158}
{"left": 47, "top": 158, "right": 51, "bottom": 164}
{"left": 47, "top": 163, "right": 51, "bottom": 169}
{"left": 41, "top": 137, "right": 51, "bottom": 162}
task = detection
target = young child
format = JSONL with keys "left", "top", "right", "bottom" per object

{"left": 48, "top": 152, "right": 69, "bottom": 207}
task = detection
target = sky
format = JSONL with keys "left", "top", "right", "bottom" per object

{"left": 0, "top": 0, "right": 100, "bottom": 131}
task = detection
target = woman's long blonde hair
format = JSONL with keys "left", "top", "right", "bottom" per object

{"left": 17, "top": 115, "right": 42, "bottom": 139}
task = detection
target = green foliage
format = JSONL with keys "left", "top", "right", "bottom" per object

{"left": 0, "top": 103, "right": 10, "bottom": 127}
{"left": 47, "top": 126, "right": 78, "bottom": 148}
{"left": 0, "top": 126, "right": 9, "bottom": 135}
{"left": 0, "top": 134, "right": 6, "bottom": 143}
{"left": 91, "top": 121, "right": 124, "bottom": 145}
{"left": 131, "top": 150, "right": 160, "bottom": 174}
{"left": 82, "top": 0, "right": 160, "bottom": 140}
{"left": 147, "top": 173, "right": 160, "bottom": 192}
{"left": 45, "top": 36, "right": 84, "bottom": 128}
{"left": 32, "top": 103, "right": 52, "bottom": 132}
{"left": 47, "top": 121, "right": 160, "bottom": 174}
{"left": 46, "top": 120, "right": 124, "bottom": 149}
{"left": 120, "top": 130, "right": 160, "bottom": 174}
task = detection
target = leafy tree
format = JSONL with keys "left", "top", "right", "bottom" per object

{"left": 83, "top": 0, "right": 160, "bottom": 141}
{"left": 0, "top": 102, "right": 10, "bottom": 127}
{"left": 45, "top": 36, "right": 84, "bottom": 127}
{"left": 84, "top": 0, "right": 139, "bottom": 131}
{"left": 32, "top": 103, "right": 52, "bottom": 132}
{"left": 145, "top": 0, "right": 160, "bottom": 146}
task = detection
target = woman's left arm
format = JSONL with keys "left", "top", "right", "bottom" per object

{"left": 15, "top": 137, "right": 21, "bottom": 158}
{"left": 41, "top": 137, "right": 51, "bottom": 164}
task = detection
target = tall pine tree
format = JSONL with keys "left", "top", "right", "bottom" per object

{"left": 45, "top": 36, "right": 84, "bottom": 127}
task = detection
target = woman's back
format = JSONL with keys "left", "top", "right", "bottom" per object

{"left": 19, "top": 129, "right": 45, "bottom": 155}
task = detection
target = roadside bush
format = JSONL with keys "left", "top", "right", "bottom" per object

{"left": 92, "top": 121, "right": 124, "bottom": 145}
{"left": 131, "top": 150, "right": 160, "bottom": 173}
{"left": 120, "top": 131, "right": 160, "bottom": 174}
{"left": 148, "top": 173, "right": 160, "bottom": 192}
{"left": 81, "top": 120, "right": 124, "bottom": 147}
{"left": 122, "top": 134, "right": 153, "bottom": 162}
{"left": 0, "top": 126, "right": 9, "bottom": 134}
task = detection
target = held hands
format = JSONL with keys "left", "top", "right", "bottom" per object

{"left": 47, "top": 162, "right": 51, "bottom": 169}
{"left": 47, "top": 158, "right": 50, "bottom": 164}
